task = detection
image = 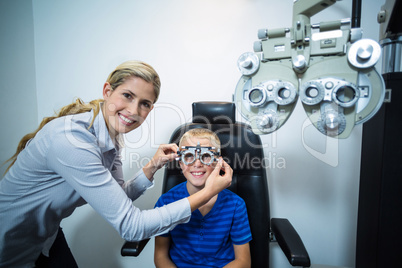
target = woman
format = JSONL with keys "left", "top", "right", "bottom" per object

{"left": 0, "top": 60, "right": 232, "bottom": 267}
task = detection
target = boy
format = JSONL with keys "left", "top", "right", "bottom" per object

{"left": 154, "top": 128, "right": 252, "bottom": 268}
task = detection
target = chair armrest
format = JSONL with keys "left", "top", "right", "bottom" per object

{"left": 271, "top": 218, "right": 311, "bottom": 267}
{"left": 121, "top": 238, "right": 151, "bottom": 257}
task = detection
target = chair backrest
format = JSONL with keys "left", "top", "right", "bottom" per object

{"left": 162, "top": 102, "right": 270, "bottom": 268}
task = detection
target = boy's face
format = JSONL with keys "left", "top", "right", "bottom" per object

{"left": 179, "top": 137, "right": 217, "bottom": 192}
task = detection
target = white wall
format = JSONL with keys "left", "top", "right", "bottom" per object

{"left": 0, "top": 0, "right": 38, "bottom": 177}
{"left": 1, "top": 0, "right": 384, "bottom": 267}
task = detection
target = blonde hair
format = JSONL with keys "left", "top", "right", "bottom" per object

{"left": 179, "top": 128, "right": 221, "bottom": 150}
{"left": 4, "top": 60, "right": 161, "bottom": 173}
{"left": 107, "top": 60, "right": 161, "bottom": 103}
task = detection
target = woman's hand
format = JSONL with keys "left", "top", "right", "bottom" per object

{"left": 204, "top": 158, "right": 233, "bottom": 196}
{"left": 143, "top": 143, "right": 178, "bottom": 180}
{"left": 187, "top": 158, "right": 233, "bottom": 212}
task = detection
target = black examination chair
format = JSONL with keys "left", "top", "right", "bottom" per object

{"left": 121, "top": 101, "right": 311, "bottom": 268}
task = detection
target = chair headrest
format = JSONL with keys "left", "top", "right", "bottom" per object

{"left": 192, "top": 102, "right": 235, "bottom": 124}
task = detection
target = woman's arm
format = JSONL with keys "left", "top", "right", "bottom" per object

{"left": 120, "top": 143, "right": 178, "bottom": 200}
{"left": 154, "top": 236, "right": 177, "bottom": 268}
{"left": 46, "top": 129, "right": 189, "bottom": 241}
{"left": 223, "top": 243, "right": 251, "bottom": 268}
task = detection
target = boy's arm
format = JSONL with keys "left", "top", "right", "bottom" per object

{"left": 154, "top": 236, "right": 177, "bottom": 268}
{"left": 223, "top": 243, "right": 251, "bottom": 268}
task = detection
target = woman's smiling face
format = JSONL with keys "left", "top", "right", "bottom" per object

{"left": 102, "top": 76, "right": 155, "bottom": 135}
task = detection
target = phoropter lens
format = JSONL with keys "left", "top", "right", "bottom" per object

{"left": 248, "top": 87, "right": 267, "bottom": 107}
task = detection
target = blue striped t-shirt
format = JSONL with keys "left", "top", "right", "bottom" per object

{"left": 155, "top": 182, "right": 252, "bottom": 268}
